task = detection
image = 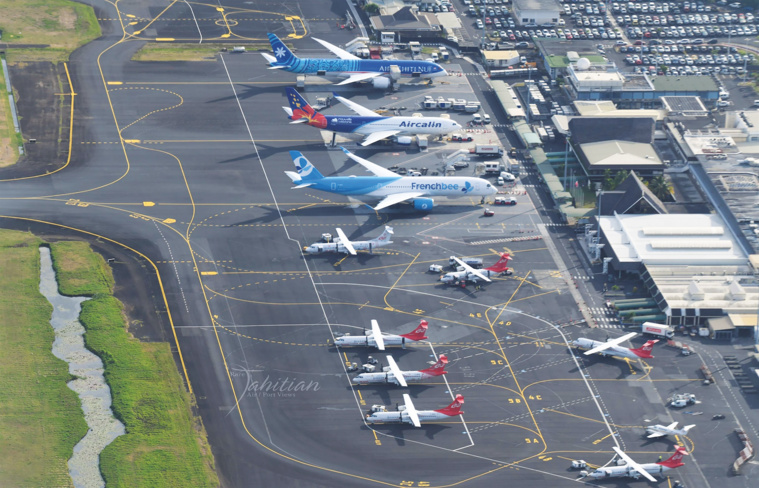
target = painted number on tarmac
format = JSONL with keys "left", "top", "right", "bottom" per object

{"left": 528, "top": 395, "right": 542, "bottom": 400}
{"left": 499, "top": 321, "right": 512, "bottom": 326}
{"left": 491, "top": 359, "right": 504, "bottom": 365}
{"left": 399, "top": 483, "right": 430, "bottom": 487}
{"left": 469, "top": 312, "right": 483, "bottom": 318}
{"left": 508, "top": 398, "right": 522, "bottom": 404}
{"left": 525, "top": 438, "right": 540, "bottom": 444}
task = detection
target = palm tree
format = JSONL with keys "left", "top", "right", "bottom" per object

{"left": 647, "top": 175, "right": 672, "bottom": 201}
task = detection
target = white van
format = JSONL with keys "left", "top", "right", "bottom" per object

{"left": 500, "top": 171, "right": 516, "bottom": 181}
{"left": 483, "top": 114, "right": 491, "bottom": 123}
{"left": 753, "top": 100, "right": 759, "bottom": 107}
{"left": 472, "top": 113, "right": 483, "bottom": 124}
{"left": 497, "top": 176, "right": 505, "bottom": 186}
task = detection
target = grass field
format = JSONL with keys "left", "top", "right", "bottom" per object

{"left": 132, "top": 43, "right": 271, "bottom": 62}
{"left": 0, "top": 0, "right": 101, "bottom": 62}
{"left": 50, "top": 241, "right": 219, "bottom": 488}
{"left": 0, "top": 230, "right": 87, "bottom": 488}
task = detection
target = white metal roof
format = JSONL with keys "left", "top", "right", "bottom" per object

{"left": 601, "top": 213, "right": 748, "bottom": 265}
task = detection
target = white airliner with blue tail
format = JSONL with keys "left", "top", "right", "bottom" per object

{"left": 285, "top": 148, "right": 497, "bottom": 211}
{"left": 262, "top": 33, "right": 447, "bottom": 89}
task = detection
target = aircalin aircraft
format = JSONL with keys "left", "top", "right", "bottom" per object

{"left": 305, "top": 227, "right": 393, "bottom": 255}
{"left": 352, "top": 355, "right": 448, "bottom": 386}
{"left": 262, "top": 33, "right": 447, "bottom": 88}
{"left": 283, "top": 88, "right": 461, "bottom": 146}
{"left": 285, "top": 148, "right": 497, "bottom": 211}
{"left": 582, "top": 446, "right": 688, "bottom": 481}
{"left": 572, "top": 332, "right": 658, "bottom": 360}
{"left": 366, "top": 394, "right": 465, "bottom": 427}
{"left": 334, "top": 320, "right": 428, "bottom": 350}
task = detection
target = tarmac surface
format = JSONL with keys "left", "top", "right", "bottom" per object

{"left": 1, "top": 0, "right": 758, "bottom": 487}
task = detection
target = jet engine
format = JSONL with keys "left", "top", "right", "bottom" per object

{"left": 372, "top": 76, "right": 391, "bottom": 89}
{"left": 413, "top": 198, "right": 434, "bottom": 211}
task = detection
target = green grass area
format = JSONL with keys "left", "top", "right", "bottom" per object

{"left": 49, "top": 241, "right": 219, "bottom": 487}
{"left": 132, "top": 43, "right": 271, "bottom": 62}
{"left": 0, "top": 230, "right": 87, "bottom": 488}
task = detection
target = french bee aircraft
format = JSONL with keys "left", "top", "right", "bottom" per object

{"left": 645, "top": 422, "right": 696, "bottom": 439}
{"left": 334, "top": 320, "right": 428, "bottom": 350}
{"left": 352, "top": 355, "right": 448, "bottom": 386}
{"left": 582, "top": 446, "right": 688, "bottom": 481}
{"left": 305, "top": 227, "right": 393, "bottom": 255}
{"left": 366, "top": 394, "right": 464, "bottom": 427}
{"left": 572, "top": 332, "right": 658, "bottom": 360}
{"left": 440, "top": 254, "right": 512, "bottom": 287}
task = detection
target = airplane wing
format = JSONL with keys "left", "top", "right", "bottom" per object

{"left": 332, "top": 93, "right": 382, "bottom": 117}
{"left": 386, "top": 355, "right": 408, "bottom": 387}
{"left": 335, "top": 72, "right": 383, "bottom": 85}
{"left": 374, "top": 192, "right": 425, "bottom": 211}
{"left": 666, "top": 421, "right": 679, "bottom": 430}
{"left": 339, "top": 146, "right": 398, "bottom": 177}
{"left": 403, "top": 393, "right": 421, "bottom": 427}
{"left": 583, "top": 332, "right": 638, "bottom": 356}
{"left": 360, "top": 130, "right": 403, "bottom": 146}
{"left": 612, "top": 447, "right": 657, "bottom": 482}
{"left": 311, "top": 37, "right": 361, "bottom": 60}
{"left": 453, "top": 256, "right": 491, "bottom": 283}
{"left": 335, "top": 228, "right": 356, "bottom": 255}
{"left": 371, "top": 320, "right": 385, "bottom": 351}
{"left": 646, "top": 431, "right": 666, "bottom": 439}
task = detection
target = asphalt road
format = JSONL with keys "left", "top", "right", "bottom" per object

{"left": 1, "top": 0, "right": 757, "bottom": 486}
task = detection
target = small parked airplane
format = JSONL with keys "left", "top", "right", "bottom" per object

{"left": 262, "top": 33, "right": 447, "bottom": 88}
{"left": 305, "top": 227, "right": 393, "bottom": 255}
{"left": 334, "top": 320, "right": 428, "bottom": 350}
{"left": 582, "top": 446, "right": 688, "bottom": 481}
{"left": 572, "top": 333, "right": 658, "bottom": 360}
{"left": 439, "top": 254, "right": 512, "bottom": 287}
{"left": 285, "top": 149, "right": 497, "bottom": 211}
{"left": 366, "top": 394, "right": 464, "bottom": 427}
{"left": 283, "top": 88, "right": 461, "bottom": 146}
{"left": 645, "top": 422, "right": 696, "bottom": 439}
{"left": 352, "top": 355, "right": 448, "bottom": 386}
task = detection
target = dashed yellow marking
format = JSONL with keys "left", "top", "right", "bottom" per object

{"left": 201, "top": 271, "right": 218, "bottom": 276}
{"left": 155, "top": 38, "right": 175, "bottom": 41}
{"left": 107, "top": 81, "right": 123, "bottom": 85}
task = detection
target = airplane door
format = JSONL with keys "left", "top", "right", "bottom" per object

{"left": 331, "top": 182, "right": 337, "bottom": 190}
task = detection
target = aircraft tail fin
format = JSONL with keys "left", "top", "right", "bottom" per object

{"left": 284, "top": 88, "right": 328, "bottom": 128}
{"left": 631, "top": 339, "right": 658, "bottom": 358}
{"left": 288, "top": 151, "right": 324, "bottom": 182}
{"left": 400, "top": 320, "right": 428, "bottom": 341}
{"left": 485, "top": 253, "right": 511, "bottom": 273}
{"left": 435, "top": 394, "right": 464, "bottom": 416}
{"left": 419, "top": 354, "right": 448, "bottom": 376}
{"left": 657, "top": 446, "right": 688, "bottom": 468}
{"left": 266, "top": 33, "right": 297, "bottom": 66}
{"left": 682, "top": 424, "right": 696, "bottom": 434}
{"left": 371, "top": 226, "right": 394, "bottom": 245}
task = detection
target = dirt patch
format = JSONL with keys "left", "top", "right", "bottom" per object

{"left": 58, "top": 10, "right": 76, "bottom": 30}
{"left": 0, "top": 61, "right": 70, "bottom": 178}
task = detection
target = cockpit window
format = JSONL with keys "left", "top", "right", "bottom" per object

{"left": 486, "top": 184, "right": 492, "bottom": 188}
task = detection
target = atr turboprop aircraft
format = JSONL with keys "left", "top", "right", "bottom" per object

{"left": 352, "top": 355, "right": 448, "bottom": 386}
{"left": 262, "top": 33, "right": 447, "bottom": 88}
{"left": 283, "top": 88, "right": 461, "bottom": 146}
{"left": 334, "top": 320, "right": 428, "bottom": 350}
{"left": 366, "top": 394, "right": 465, "bottom": 427}
{"left": 285, "top": 148, "right": 497, "bottom": 211}
{"left": 440, "top": 254, "right": 512, "bottom": 287}
{"left": 305, "top": 227, "right": 393, "bottom": 255}
{"left": 572, "top": 332, "right": 658, "bottom": 360}
{"left": 582, "top": 446, "right": 688, "bottom": 481}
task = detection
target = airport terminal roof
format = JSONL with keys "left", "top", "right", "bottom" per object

{"left": 651, "top": 76, "right": 720, "bottom": 93}
{"left": 600, "top": 213, "right": 748, "bottom": 265}
{"left": 484, "top": 50, "right": 520, "bottom": 61}
{"left": 569, "top": 117, "right": 655, "bottom": 145}
{"left": 513, "top": 0, "right": 562, "bottom": 11}
{"left": 546, "top": 54, "right": 605, "bottom": 68}
{"left": 579, "top": 141, "right": 662, "bottom": 169}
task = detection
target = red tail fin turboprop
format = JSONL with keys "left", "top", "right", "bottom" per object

{"left": 485, "top": 253, "right": 511, "bottom": 273}
{"left": 434, "top": 394, "right": 465, "bottom": 416}
{"left": 400, "top": 320, "right": 428, "bottom": 341}
{"left": 656, "top": 446, "right": 688, "bottom": 468}
{"left": 631, "top": 339, "right": 658, "bottom": 359}
{"left": 419, "top": 355, "right": 448, "bottom": 376}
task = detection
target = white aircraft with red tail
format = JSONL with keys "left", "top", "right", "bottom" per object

{"left": 366, "top": 394, "right": 464, "bottom": 427}
{"left": 440, "top": 253, "right": 512, "bottom": 287}
{"left": 582, "top": 446, "right": 688, "bottom": 481}
{"left": 352, "top": 355, "right": 448, "bottom": 386}
{"left": 572, "top": 332, "right": 658, "bottom": 360}
{"left": 334, "top": 320, "right": 428, "bottom": 350}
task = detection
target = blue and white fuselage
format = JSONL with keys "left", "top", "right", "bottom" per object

{"left": 263, "top": 34, "right": 447, "bottom": 88}
{"left": 285, "top": 149, "right": 497, "bottom": 211}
